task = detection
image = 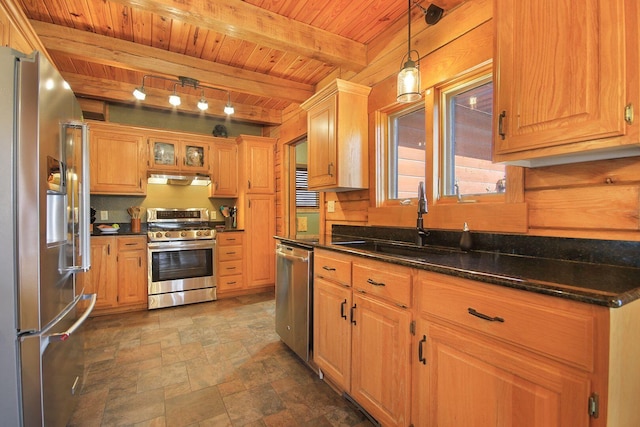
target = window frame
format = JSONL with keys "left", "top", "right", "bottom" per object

{"left": 433, "top": 64, "right": 506, "bottom": 205}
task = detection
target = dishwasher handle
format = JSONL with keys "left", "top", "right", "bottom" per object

{"left": 275, "top": 248, "right": 309, "bottom": 263}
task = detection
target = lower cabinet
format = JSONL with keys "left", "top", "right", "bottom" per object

{"left": 313, "top": 249, "right": 610, "bottom": 427}
{"left": 313, "top": 249, "right": 412, "bottom": 427}
{"left": 216, "top": 232, "right": 245, "bottom": 296}
{"left": 412, "top": 270, "right": 603, "bottom": 427}
{"left": 244, "top": 194, "right": 275, "bottom": 289}
{"left": 81, "top": 235, "right": 147, "bottom": 315}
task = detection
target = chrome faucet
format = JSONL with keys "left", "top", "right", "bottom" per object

{"left": 416, "top": 181, "right": 429, "bottom": 246}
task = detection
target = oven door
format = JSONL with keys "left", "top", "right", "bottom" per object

{"left": 148, "top": 239, "right": 215, "bottom": 295}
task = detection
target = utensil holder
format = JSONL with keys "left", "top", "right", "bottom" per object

{"left": 131, "top": 218, "right": 141, "bottom": 233}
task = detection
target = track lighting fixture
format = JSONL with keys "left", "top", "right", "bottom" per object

{"left": 132, "top": 75, "right": 234, "bottom": 115}
{"left": 397, "top": 0, "right": 444, "bottom": 103}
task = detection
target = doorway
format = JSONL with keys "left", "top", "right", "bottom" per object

{"left": 289, "top": 139, "right": 320, "bottom": 240}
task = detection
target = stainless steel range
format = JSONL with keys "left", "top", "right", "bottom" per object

{"left": 147, "top": 208, "right": 216, "bottom": 309}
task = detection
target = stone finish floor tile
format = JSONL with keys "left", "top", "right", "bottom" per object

{"left": 72, "top": 292, "right": 373, "bottom": 427}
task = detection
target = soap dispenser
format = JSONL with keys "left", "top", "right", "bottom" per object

{"left": 459, "top": 222, "right": 472, "bottom": 251}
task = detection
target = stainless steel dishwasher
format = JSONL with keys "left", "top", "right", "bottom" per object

{"left": 275, "top": 240, "right": 314, "bottom": 361}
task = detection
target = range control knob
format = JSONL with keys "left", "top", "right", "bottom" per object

{"left": 181, "top": 231, "right": 187, "bottom": 237}
{"left": 155, "top": 232, "right": 163, "bottom": 239}
{"left": 165, "top": 232, "right": 172, "bottom": 238}
{"left": 196, "top": 231, "right": 202, "bottom": 237}
{"left": 203, "top": 230, "right": 211, "bottom": 236}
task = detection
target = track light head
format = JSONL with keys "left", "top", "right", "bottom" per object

{"left": 197, "top": 97, "right": 209, "bottom": 111}
{"left": 224, "top": 102, "right": 235, "bottom": 115}
{"left": 133, "top": 87, "right": 146, "bottom": 100}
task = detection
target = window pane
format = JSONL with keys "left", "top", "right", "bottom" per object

{"left": 296, "top": 168, "right": 319, "bottom": 208}
{"left": 442, "top": 78, "right": 505, "bottom": 197}
{"left": 388, "top": 106, "right": 426, "bottom": 200}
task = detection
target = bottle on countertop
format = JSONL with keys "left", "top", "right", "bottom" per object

{"left": 459, "top": 222, "right": 472, "bottom": 252}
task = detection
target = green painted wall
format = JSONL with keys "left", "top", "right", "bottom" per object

{"left": 107, "top": 103, "right": 263, "bottom": 137}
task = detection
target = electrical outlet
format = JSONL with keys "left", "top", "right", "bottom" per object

{"left": 327, "top": 201, "right": 335, "bottom": 213}
{"left": 297, "top": 216, "right": 308, "bottom": 232}
{"left": 100, "top": 210, "right": 108, "bottom": 220}
{"left": 211, "top": 210, "right": 216, "bottom": 220}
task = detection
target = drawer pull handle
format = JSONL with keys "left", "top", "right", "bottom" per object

{"left": 226, "top": 267, "right": 236, "bottom": 270}
{"left": 366, "top": 278, "right": 385, "bottom": 287}
{"left": 322, "top": 265, "right": 336, "bottom": 271}
{"left": 350, "top": 304, "right": 357, "bottom": 325}
{"left": 468, "top": 307, "right": 504, "bottom": 323}
{"left": 418, "top": 335, "right": 427, "bottom": 365}
{"left": 226, "top": 251, "right": 236, "bottom": 255}
{"left": 340, "top": 299, "right": 347, "bottom": 319}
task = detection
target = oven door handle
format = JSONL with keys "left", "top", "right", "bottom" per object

{"left": 275, "top": 248, "right": 309, "bottom": 263}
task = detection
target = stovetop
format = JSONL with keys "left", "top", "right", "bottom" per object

{"left": 147, "top": 207, "right": 214, "bottom": 242}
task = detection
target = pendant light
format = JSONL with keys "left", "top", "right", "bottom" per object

{"left": 397, "top": 1, "right": 444, "bottom": 103}
{"left": 397, "top": 0, "right": 421, "bottom": 103}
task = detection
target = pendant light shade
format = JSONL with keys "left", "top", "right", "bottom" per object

{"left": 397, "top": 58, "right": 421, "bottom": 103}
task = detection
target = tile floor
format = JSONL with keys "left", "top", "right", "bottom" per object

{"left": 69, "top": 292, "right": 373, "bottom": 427}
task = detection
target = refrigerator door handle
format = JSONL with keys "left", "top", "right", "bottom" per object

{"left": 78, "top": 122, "right": 91, "bottom": 272}
{"left": 49, "top": 293, "right": 96, "bottom": 342}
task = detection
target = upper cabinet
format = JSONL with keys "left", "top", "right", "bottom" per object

{"left": 494, "top": 0, "right": 640, "bottom": 167}
{"left": 301, "top": 79, "right": 371, "bottom": 191}
{"left": 237, "top": 135, "right": 277, "bottom": 194}
{"left": 210, "top": 138, "right": 238, "bottom": 198}
{"left": 148, "top": 136, "right": 209, "bottom": 174}
{"left": 89, "top": 122, "right": 147, "bottom": 195}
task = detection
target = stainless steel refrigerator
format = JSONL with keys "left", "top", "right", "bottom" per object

{"left": 0, "top": 47, "right": 96, "bottom": 426}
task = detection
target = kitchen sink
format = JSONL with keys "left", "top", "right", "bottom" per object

{"left": 332, "top": 239, "right": 462, "bottom": 260}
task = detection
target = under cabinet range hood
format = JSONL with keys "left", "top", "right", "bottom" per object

{"left": 148, "top": 172, "right": 211, "bottom": 186}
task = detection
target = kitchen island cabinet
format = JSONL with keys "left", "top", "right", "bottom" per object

{"left": 89, "top": 122, "right": 147, "bottom": 195}
{"left": 300, "top": 79, "right": 371, "bottom": 191}
{"left": 81, "top": 235, "right": 147, "bottom": 316}
{"left": 493, "top": 0, "right": 639, "bottom": 166}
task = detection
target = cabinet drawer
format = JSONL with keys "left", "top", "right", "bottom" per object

{"left": 217, "top": 233, "right": 243, "bottom": 246}
{"left": 218, "top": 245, "right": 243, "bottom": 261}
{"left": 218, "top": 274, "right": 244, "bottom": 291}
{"left": 418, "top": 272, "right": 597, "bottom": 371}
{"left": 218, "top": 260, "right": 242, "bottom": 277}
{"left": 352, "top": 260, "right": 412, "bottom": 308}
{"left": 314, "top": 250, "right": 352, "bottom": 285}
{"left": 117, "top": 236, "right": 146, "bottom": 251}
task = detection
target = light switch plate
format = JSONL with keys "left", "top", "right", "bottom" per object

{"left": 100, "top": 210, "right": 108, "bottom": 220}
{"left": 211, "top": 210, "right": 216, "bottom": 219}
{"left": 327, "top": 201, "right": 335, "bottom": 213}
{"left": 297, "top": 216, "right": 308, "bottom": 232}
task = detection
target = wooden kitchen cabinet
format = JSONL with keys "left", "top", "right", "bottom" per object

{"left": 243, "top": 194, "right": 275, "bottom": 288}
{"left": 237, "top": 135, "right": 276, "bottom": 194}
{"left": 313, "top": 249, "right": 353, "bottom": 391}
{"left": 81, "top": 236, "right": 118, "bottom": 311}
{"left": 313, "top": 249, "right": 411, "bottom": 427}
{"left": 216, "top": 232, "right": 245, "bottom": 296}
{"left": 493, "top": 0, "right": 639, "bottom": 165}
{"left": 411, "top": 270, "right": 603, "bottom": 427}
{"left": 300, "top": 79, "right": 371, "bottom": 191}
{"left": 89, "top": 122, "right": 147, "bottom": 195}
{"left": 82, "top": 235, "right": 148, "bottom": 316}
{"left": 116, "top": 236, "right": 148, "bottom": 307}
{"left": 209, "top": 139, "right": 238, "bottom": 198}
{"left": 148, "top": 135, "right": 209, "bottom": 174}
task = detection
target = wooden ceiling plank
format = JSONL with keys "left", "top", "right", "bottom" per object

{"left": 108, "top": 0, "right": 367, "bottom": 70}
{"left": 15, "top": 0, "right": 54, "bottom": 23}
{"left": 130, "top": 7, "right": 152, "bottom": 44}
{"left": 31, "top": 20, "right": 315, "bottom": 103}
{"left": 63, "top": 72, "right": 282, "bottom": 124}
{"left": 108, "top": 2, "right": 135, "bottom": 42}
{"left": 150, "top": 11, "right": 170, "bottom": 50}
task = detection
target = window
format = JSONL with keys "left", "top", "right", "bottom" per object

{"left": 439, "top": 73, "right": 505, "bottom": 199}
{"left": 295, "top": 168, "right": 319, "bottom": 208}
{"left": 387, "top": 104, "right": 426, "bottom": 200}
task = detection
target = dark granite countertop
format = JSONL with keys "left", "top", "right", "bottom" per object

{"left": 305, "top": 226, "right": 640, "bottom": 308}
